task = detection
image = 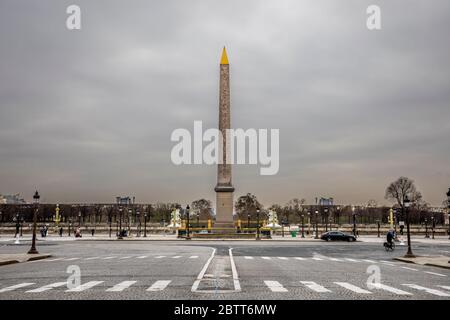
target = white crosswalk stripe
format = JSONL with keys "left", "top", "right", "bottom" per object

{"left": 64, "top": 258, "right": 80, "bottom": 261}
{"left": 401, "top": 267, "right": 418, "bottom": 271}
{"left": 119, "top": 256, "right": 131, "bottom": 260}
{"left": 47, "top": 258, "right": 64, "bottom": 262}
{"left": 66, "top": 281, "right": 104, "bottom": 292}
{"left": 344, "top": 258, "right": 360, "bottom": 263}
{"left": 438, "top": 285, "right": 450, "bottom": 291}
{"left": 294, "top": 257, "right": 305, "bottom": 261}
{"left": 172, "top": 256, "right": 182, "bottom": 259}
{"left": 106, "top": 281, "right": 137, "bottom": 292}
{"left": 264, "top": 280, "right": 288, "bottom": 292}
{"left": 424, "top": 271, "right": 446, "bottom": 277}
{"left": 0, "top": 283, "right": 35, "bottom": 293}
{"left": 300, "top": 281, "right": 331, "bottom": 293}
{"left": 327, "top": 257, "right": 343, "bottom": 262}
{"left": 155, "top": 256, "right": 165, "bottom": 259}
{"left": 368, "top": 283, "right": 412, "bottom": 295}
{"left": 262, "top": 257, "right": 272, "bottom": 260}
{"left": 102, "top": 256, "right": 116, "bottom": 260}
{"left": 277, "top": 257, "right": 288, "bottom": 260}
{"left": 244, "top": 256, "right": 254, "bottom": 260}
{"left": 311, "top": 257, "right": 323, "bottom": 261}
{"left": 189, "top": 256, "right": 199, "bottom": 259}
{"left": 147, "top": 280, "right": 171, "bottom": 291}
{"left": 136, "top": 256, "right": 148, "bottom": 259}
{"left": 27, "top": 282, "right": 67, "bottom": 293}
{"left": 362, "top": 259, "right": 376, "bottom": 263}
{"left": 85, "top": 257, "right": 99, "bottom": 260}
{"left": 334, "top": 282, "right": 372, "bottom": 294}
{"left": 403, "top": 284, "right": 450, "bottom": 297}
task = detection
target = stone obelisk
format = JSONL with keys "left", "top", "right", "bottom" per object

{"left": 214, "top": 47, "right": 235, "bottom": 229}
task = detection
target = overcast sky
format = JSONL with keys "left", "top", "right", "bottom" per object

{"left": 0, "top": 0, "right": 449, "bottom": 206}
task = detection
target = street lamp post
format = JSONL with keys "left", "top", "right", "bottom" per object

{"left": 324, "top": 207, "right": 329, "bottom": 232}
{"left": 256, "top": 208, "right": 261, "bottom": 240}
{"left": 28, "top": 191, "right": 40, "bottom": 254}
{"left": 136, "top": 210, "right": 141, "bottom": 237}
{"left": 78, "top": 210, "right": 81, "bottom": 228}
{"left": 431, "top": 215, "right": 435, "bottom": 240}
{"left": 247, "top": 213, "right": 250, "bottom": 232}
{"left": 20, "top": 215, "right": 24, "bottom": 237}
{"left": 301, "top": 214, "right": 305, "bottom": 238}
{"left": 68, "top": 218, "right": 72, "bottom": 237}
{"left": 186, "top": 205, "right": 191, "bottom": 240}
{"left": 314, "top": 210, "right": 319, "bottom": 239}
{"left": 197, "top": 213, "right": 200, "bottom": 233}
{"left": 424, "top": 218, "right": 429, "bottom": 238}
{"left": 144, "top": 211, "right": 148, "bottom": 238}
{"left": 404, "top": 196, "right": 415, "bottom": 258}
{"left": 377, "top": 220, "right": 380, "bottom": 237}
{"left": 352, "top": 206, "right": 357, "bottom": 237}
{"left": 118, "top": 207, "right": 123, "bottom": 239}
{"left": 447, "top": 188, "right": 450, "bottom": 240}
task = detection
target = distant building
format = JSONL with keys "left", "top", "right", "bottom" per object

{"left": 115, "top": 196, "right": 135, "bottom": 205}
{"left": 0, "top": 193, "right": 26, "bottom": 204}
{"left": 317, "top": 197, "right": 334, "bottom": 206}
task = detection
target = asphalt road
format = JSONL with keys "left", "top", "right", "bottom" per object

{"left": 0, "top": 240, "right": 449, "bottom": 300}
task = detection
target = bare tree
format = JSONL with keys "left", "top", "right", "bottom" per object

{"left": 385, "top": 176, "right": 423, "bottom": 209}
{"left": 235, "top": 193, "right": 263, "bottom": 219}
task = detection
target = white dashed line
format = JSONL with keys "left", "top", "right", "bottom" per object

{"left": 424, "top": 271, "right": 446, "bottom": 277}
{"left": 277, "top": 257, "right": 289, "bottom": 260}
{"left": 0, "top": 283, "right": 35, "bottom": 293}
{"left": 64, "top": 258, "right": 80, "bottom": 261}
{"left": 264, "top": 281, "right": 288, "bottom": 293}
{"left": 401, "top": 267, "right": 418, "bottom": 271}
{"left": 403, "top": 284, "right": 450, "bottom": 297}
{"left": 189, "top": 256, "right": 199, "bottom": 259}
{"left": 262, "top": 257, "right": 272, "bottom": 260}
{"left": 300, "top": 281, "right": 331, "bottom": 293}
{"left": 334, "top": 282, "right": 372, "bottom": 294}
{"left": 155, "top": 256, "right": 165, "bottom": 259}
{"left": 244, "top": 256, "right": 254, "bottom": 260}
{"left": 66, "top": 281, "right": 104, "bottom": 292}
{"left": 27, "top": 282, "right": 67, "bottom": 293}
{"left": 172, "top": 256, "right": 182, "bottom": 259}
{"left": 368, "top": 283, "right": 412, "bottom": 295}
{"left": 106, "top": 281, "right": 137, "bottom": 292}
{"left": 147, "top": 280, "right": 171, "bottom": 292}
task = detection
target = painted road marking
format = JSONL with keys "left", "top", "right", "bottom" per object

{"left": 244, "top": 256, "right": 254, "bottom": 260}
{"left": 47, "top": 258, "right": 64, "bottom": 262}
{"left": 106, "top": 281, "right": 137, "bottom": 292}
{"left": 401, "top": 267, "right": 418, "bottom": 271}
{"left": 300, "top": 281, "right": 331, "bottom": 293}
{"left": 403, "top": 284, "right": 450, "bottom": 297}
{"left": 66, "top": 281, "right": 104, "bottom": 292}
{"left": 362, "top": 259, "right": 376, "bottom": 263}
{"left": 438, "top": 285, "right": 450, "bottom": 291}
{"left": 424, "top": 271, "right": 446, "bottom": 277}
{"left": 311, "top": 257, "right": 323, "bottom": 261}
{"left": 189, "top": 256, "right": 199, "bottom": 259}
{"left": 102, "top": 256, "right": 116, "bottom": 260}
{"left": 262, "top": 257, "right": 271, "bottom": 260}
{"left": 369, "top": 283, "right": 412, "bottom": 295}
{"left": 344, "top": 258, "right": 360, "bottom": 263}
{"left": 172, "top": 256, "right": 182, "bottom": 259}
{"left": 27, "top": 282, "right": 67, "bottom": 293}
{"left": 119, "top": 256, "right": 131, "bottom": 260}
{"left": 137, "top": 256, "right": 148, "bottom": 259}
{"left": 229, "top": 248, "right": 241, "bottom": 292}
{"left": 64, "top": 258, "right": 80, "bottom": 261}
{"left": 295, "top": 257, "right": 305, "bottom": 261}
{"left": 155, "top": 256, "right": 166, "bottom": 259}
{"left": 328, "top": 257, "right": 343, "bottom": 262}
{"left": 277, "top": 257, "right": 289, "bottom": 260}
{"left": 85, "top": 257, "right": 99, "bottom": 260}
{"left": 0, "top": 283, "right": 35, "bottom": 293}
{"left": 334, "top": 282, "right": 372, "bottom": 294}
{"left": 147, "top": 280, "right": 171, "bottom": 292}
{"left": 191, "top": 248, "right": 216, "bottom": 292}
{"left": 264, "top": 281, "right": 288, "bottom": 293}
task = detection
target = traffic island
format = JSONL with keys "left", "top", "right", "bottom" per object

{"left": 394, "top": 255, "right": 450, "bottom": 270}
{"left": 0, "top": 253, "right": 52, "bottom": 266}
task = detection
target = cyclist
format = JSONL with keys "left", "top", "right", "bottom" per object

{"left": 386, "top": 230, "right": 394, "bottom": 248}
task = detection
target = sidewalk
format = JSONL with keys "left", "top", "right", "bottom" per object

{"left": 0, "top": 253, "right": 52, "bottom": 266}
{"left": 395, "top": 255, "right": 450, "bottom": 269}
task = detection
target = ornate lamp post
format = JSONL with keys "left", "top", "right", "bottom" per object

{"left": 186, "top": 205, "right": 191, "bottom": 240}
{"left": 431, "top": 215, "right": 435, "bottom": 240}
{"left": 78, "top": 210, "right": 81, "bottom": 228}
{"left": 352, "top": 206, "right": 357, "bottom": 237}
{"left": 324, "top": 207, "right": 329, "bottom": 232}
{"left": 256, "top": 207, "right": 261, "bottom": 240}
{"left": 376, "top": 219, "right": 380, "bottom": 237}
{"left": 196, "top": 212, "right": 200, "bottom": 231}
{"left": 404, "top": 195, "right": 415, "bottom": 258}
{"left": 247, "top": 213, "right": 250, "bottom": 232}
{"left": 118, "top": 207, "right": 123, "bottom": 240}
{"left": 28, "top": 190, "right": 40, "bottom": 254}
{"left": 314, "top": 210, "right": 319, "bottom": 239}
{"left": 424, "top": 218, "right": 429, "bottom": 238}
{"left": 301, "top": 214, "right": 305, "bottom": 238}
{"left": 144, "top": 206, "right": 148, "bottom": 238}
{"left": 136, "top": 209, "right": 141, "bottom": 237}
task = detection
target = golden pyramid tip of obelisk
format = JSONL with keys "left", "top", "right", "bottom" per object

{"left": 220, "top": 46, "right": 229, "bottom": 65}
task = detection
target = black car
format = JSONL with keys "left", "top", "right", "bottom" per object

{"left": 320, "top": 231, "right": 356, "bottom": 242}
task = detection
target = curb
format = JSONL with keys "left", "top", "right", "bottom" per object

{"left": 394, "top": 257, "right": 450, "bottom": 270}
{"left": 0, "top": 254, "right": 52, "bottom": 266}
